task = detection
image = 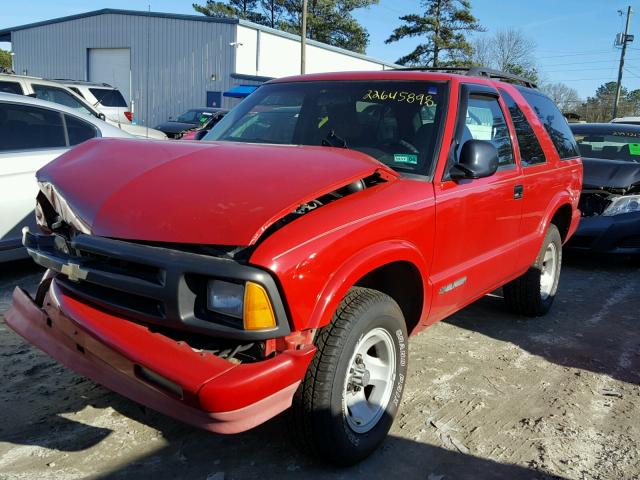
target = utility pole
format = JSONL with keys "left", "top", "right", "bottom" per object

{"left": 614, "top": 6, "right": 633, "bottom": 119}
{"left": 301, "top": 0, "right": 308, "bottom": 74}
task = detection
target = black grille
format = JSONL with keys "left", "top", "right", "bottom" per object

{"left": 24, "top": 231, "right": 290, "bottom": 340}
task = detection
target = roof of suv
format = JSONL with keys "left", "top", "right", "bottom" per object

{"left": 52, "top": 79, "right": 116, "bottom": 88}
{"left": 268, "top": 67, "right": 538, "bottom": 90}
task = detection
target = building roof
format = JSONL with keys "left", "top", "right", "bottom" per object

{"left": 0, "top": 8, "right": 399, "bottom": 68}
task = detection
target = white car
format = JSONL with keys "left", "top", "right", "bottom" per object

{"left": 57, "top": 79, "right": 131, "bottom": 125}
{"left": 0, "top": 93, "right": 133, "bottom": 262}
{"left": 0, "top": 74, "right": 167, "bottom": 140}
{"left": 611, "top": 116, "right": 640, "bottom": 126}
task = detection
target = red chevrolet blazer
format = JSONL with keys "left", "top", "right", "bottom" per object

{"left": 7, "top": 68, "right": 582, "bottom": 465}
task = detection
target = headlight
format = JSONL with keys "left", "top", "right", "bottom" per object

{"left": 602, "top": 194, "right": 640, "bottom": 216}
{"left": 207, "top": 280, "right": 244, "bottom": 318}
{"left": 206, "top": 280, "right": 277, "bottom": 330}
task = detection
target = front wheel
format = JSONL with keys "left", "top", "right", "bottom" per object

{"left": 290, "top": 287, "right": 408, "bottom": 465}
{"left": 503, "top": 224, "right": 562, "bottom": 316}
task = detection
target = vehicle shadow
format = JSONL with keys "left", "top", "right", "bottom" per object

{"left": 445, "top": 252, "right": 640, "bottom": 386}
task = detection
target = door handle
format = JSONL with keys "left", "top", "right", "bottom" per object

{"left": 514, "top": 184, "right": 524, "bottom": 199}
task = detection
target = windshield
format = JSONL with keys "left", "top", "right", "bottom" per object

{"left": 204, "top": 80, "right": 447, "bottom": 175}
{"left": 573, "top": 129, "right": 640, "bottom": 163}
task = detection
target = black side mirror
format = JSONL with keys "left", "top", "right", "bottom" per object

{"left": 450, "top": 139, "right": 499, "bottom": 180}
{"left": 98, "top": 112, "right": 106, "bottom": 120}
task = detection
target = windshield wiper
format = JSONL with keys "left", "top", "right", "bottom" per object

{"left": 322, "top": 130, "right": 348, "bottom": 148}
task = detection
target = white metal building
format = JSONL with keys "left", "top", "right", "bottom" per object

{"left": 0, "top": 9, "right": 398, "bottom": 127}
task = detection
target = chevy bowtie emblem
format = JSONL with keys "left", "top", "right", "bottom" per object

{"left": 60, "top": 262, "right": 88, "bottom": 282}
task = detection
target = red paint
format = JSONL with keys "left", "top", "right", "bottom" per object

{"left": 37, "top": 139, "right": 394, "bottom": 246}
{"left": 10, "top": 70, "right": 582, "bottom": 435}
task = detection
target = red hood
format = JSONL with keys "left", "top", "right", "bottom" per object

{"left": 37, "top": 138, "right": 394, "bottom": 246}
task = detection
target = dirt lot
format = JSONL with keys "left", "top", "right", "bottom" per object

{"left": 1, "top": 254, "right": 639, "bottom": 480}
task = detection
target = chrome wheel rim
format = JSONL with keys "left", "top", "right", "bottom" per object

{"left": 540, "top": 242, "right": 558, "bottom": 300}
{"left": 342, "top": 327, "right": 396, "bottom": 434}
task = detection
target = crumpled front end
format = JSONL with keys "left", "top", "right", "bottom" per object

{"left": 6, "top": 282, "right": 314, "bottom": 434}
{"left": 5, "top": 229, "right": 316, "bottom": 433}
{"left": 568, "top": 183, "right": 640, "bottom": 253}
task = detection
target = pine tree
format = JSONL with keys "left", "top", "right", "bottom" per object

{"left": 193, "top": 0, "right": 267, "bottom": 24}
{"left": 193, "top": 0, "right": 378, "bottom": 53}
{"left": 385, "top": 0, "right": 483, "bottom": 67}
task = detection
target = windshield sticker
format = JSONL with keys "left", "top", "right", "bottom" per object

{"left": 362, "top": 90, "right": 436, "bottom": 106}
{"left": 629, "top": 143, "right": 640, "bottom": 155}
{"left": 428, "top": 86, "right": 438, "bottom": 95}
{"left": 394, "top": 153, "right": 418, "bottom": 165}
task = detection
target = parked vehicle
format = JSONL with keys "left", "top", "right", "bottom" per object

{"left": 0, "top": 74, "right": 166, "bottom": 140}
{"left": 53, "top": 79, "right": 132, "bottom": 124}
{"left": 0, "top": 93, "right": 132, "bottom": 262}
{"left": 181, "top": 109, "right": 228, "bottom": 140}
{"left": 568, "top": 123, "right": 640, "bottom": 254}
{"left": 7, "top": 68, "right": 582, "bottom": 465}
{"left": 155, "top": 107, "right": 226, "bottom": 139}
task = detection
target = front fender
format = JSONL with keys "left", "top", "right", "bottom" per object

{"left": 308, "top": 240, "right": 432, "bottom": 331}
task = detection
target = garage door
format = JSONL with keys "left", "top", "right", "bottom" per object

{"left": 88, "top": 48, "right": 131, "bottom": 103}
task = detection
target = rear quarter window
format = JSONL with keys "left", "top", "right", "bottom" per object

{"left": 89, "top": 88, "right": 127, "bottom": 107}
{"left": 0, "top": 81, "right": 23, "bottom": 95}
{"left": 518, "top": 87, "right": 579, "bottom": 160}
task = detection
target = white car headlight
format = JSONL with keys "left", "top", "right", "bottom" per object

{"left": 207, "top": 280, "right": 244, "bottom": 318}
{"left": 602, "top": 194, "right": 640, "bottom": 216}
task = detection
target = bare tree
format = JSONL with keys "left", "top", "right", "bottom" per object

{"left": 541, "top": 82, "right": 581, "bottom": 113}
{"left": 492, "top": 28, "right": 536, "bottom": 72}
{"left": 470, "top": 28, "right": 538, "bottom": 81}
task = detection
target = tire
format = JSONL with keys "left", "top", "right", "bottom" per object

{"left": 290, "top": 287, "right": 408, "bottom": 465}
{"left": 503, "top": 224, "right": 562, "bottom": 317}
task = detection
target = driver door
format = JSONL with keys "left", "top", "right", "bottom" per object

{"left": 429, "top": 84, "right": 523, "bottom": 321}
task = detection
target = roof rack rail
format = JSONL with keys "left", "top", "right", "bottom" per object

{"left": 47, "top": 78, "right": 114, "bottom": 88}
{"left": 393, "top": 66, "right": 537, "bottom": 89}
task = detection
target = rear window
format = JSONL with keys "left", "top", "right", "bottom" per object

{"left": 0, "top": 81, "right": 23, "bottom": 95}
{"left": 89, "top": 88, "right": 127, "bottom": 107}
{"left": 518, "top": 87, "right": 579, "bottom": 160}
{"left": 571, "top": 129, "right": 640, "bottom": 163}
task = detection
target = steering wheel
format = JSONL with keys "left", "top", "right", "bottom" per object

{"left": 378, "top": 139, "right": 420, "bottom": 154}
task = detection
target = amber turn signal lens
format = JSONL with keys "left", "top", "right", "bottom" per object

{"left": 243, "top": 282, "right": 276, "bottom": 330}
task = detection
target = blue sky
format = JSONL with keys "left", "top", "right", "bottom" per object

{"left": 1, "top": 0, "right": 639, "bottom": 98}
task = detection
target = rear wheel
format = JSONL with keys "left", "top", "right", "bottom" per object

{"left": 503, "top": 224, "right": 562, "bottom": 316}
{"left": 290, "top": 287, "right": 408, "bottom": 465}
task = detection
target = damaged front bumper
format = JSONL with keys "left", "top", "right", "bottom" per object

{"left": 5, "top": 284, "right": 315, "bottom": 433}
{"left": 566, "top": 211, "right": 640, "bottom": 254}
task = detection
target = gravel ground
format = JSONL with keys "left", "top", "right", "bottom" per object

{"left": 0, "top": 253, "right": 638, "bottom": 480}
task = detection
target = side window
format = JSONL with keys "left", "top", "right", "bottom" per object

{"left": 65, "top": 114, "right": 97, "bottom": 146}
{"left": 0, "top": 102, "right": 66, "bottom": 151}
{"left": 518, "top": 87, "right": 579, "bottom": 159}
{"left": 0, "top": 81, "right": 23, "bottom": 95}
{"left": 460, "top": 95, "right": 514, "bottom": 168}
{"left": 501, "top": 90, "right": 546, "bottom": 166}
{"left": 32, "top": 84, "right": 93, "bottom": 116}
